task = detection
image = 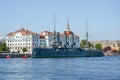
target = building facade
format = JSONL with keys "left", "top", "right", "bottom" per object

{"left": 6, "top": 28, "right": 40, "bottom": 54}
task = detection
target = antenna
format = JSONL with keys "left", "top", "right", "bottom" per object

{"left": 67, "top": 17, "right": 69, "bottom": 29}
{"left": 66, "top": 17, "right": 70, "bottom": 31}
{"left": 27, "top": 26, "right": 28, "bottom": 33}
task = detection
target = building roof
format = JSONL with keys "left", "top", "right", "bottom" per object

{"left": 60, "top": 30, "right": 79, "bottom": 38}
{"left": 40, "top": 30, "right": 52, "bottom": 36}
{"left": 64, "top": 30, "right": 73, "bottom": 37}
{"left": 7, "top": 28, "right": 36, "bottom": 36}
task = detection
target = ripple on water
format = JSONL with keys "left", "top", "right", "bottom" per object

{"left": 0, "top": 57, "right": 120, "bottom": 80}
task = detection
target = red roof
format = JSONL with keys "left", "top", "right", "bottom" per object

{"left": 40, "top": 31, "right": 52, "bottom": 36}
{"left": 7, "top": 28, "right": 36, "bottom": 36}
{"left": 64, "top": 30, "right": 73, "bottom": 37}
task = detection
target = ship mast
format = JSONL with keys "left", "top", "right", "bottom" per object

{"left": 86, "top": 18, "right": 88, "bottom": 49}
{"left": 66, "top": 17, "right": 70, "bottom": 31}
{"left": 53, "top": 13, "right": 56, "bottom": 43}
{"left": 67, "top": 17, "right": 70, "bottom": 30}
{"left": 53, "top": 13, "right": 56, "bottom": 35}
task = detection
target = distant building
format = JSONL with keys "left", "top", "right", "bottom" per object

{"left": 6, "top": 28, "right": 41, "bottom": 54}
{"left": 91, "top": 40, "right": 120, "bottom": 52}
{"left": 40, "top": 30, "right": 54, "bottom": 47}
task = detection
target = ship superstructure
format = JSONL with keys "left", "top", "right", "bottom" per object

{"left": 38, "top": 17, "right": 80, "bottom": 48}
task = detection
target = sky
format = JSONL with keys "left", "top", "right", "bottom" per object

{"left": 0, "top": 0, "right": 120, "bottom": 40}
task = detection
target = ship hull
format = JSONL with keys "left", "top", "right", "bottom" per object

{"left": 32, "top": 48, "right": 104, "bottom": 58}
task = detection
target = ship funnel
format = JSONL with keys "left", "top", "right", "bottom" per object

{"left": 64, "top": 31, "right": 67, "bottom": 47}
{"left": 56, "top": 32, "right": 60, "bottom": 43}
{"left": 71, "top": 32, "right": 74, "bottom": 48}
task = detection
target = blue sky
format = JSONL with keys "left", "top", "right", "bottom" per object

{"left": 0, "top": 0, "right": 120, "bottom": 40}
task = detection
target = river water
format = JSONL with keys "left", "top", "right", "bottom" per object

{"left": 0, "top": 56, "right": 120, "bottom": 80}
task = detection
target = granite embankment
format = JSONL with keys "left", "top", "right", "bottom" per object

{"left": 104, "top": 52, "right": 120, "bottom": 56}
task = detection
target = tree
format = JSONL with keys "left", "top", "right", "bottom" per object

{"left": 18, "top": 50, "right": 20, "bottom": 53}
{"left": 89, "top": 43, "right": 94, "bottom": 49}
{"left": 80, "top": 39, "right": 87, "bottom": 48}
{"left": 95, "top": 43, "right": 102, "bottom": 50}
{"left": 0, "top": 49, "right": 2, "bottom": 53}
{"left": 117, "top": 43, "right": 120, "bottom": 52}
{"left": 22, "top": 47, "right": 27, "bottom": 53}
{"left": 80, "top": 39, "right": 94, "bottom": 49}
{"left": 0, "top": 42, "right": 8, "bottom": 52}
{"left": 118, "top": 47, "right": 120, "bottom": 52}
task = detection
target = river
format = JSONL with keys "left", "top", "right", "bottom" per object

{"left": 0, "top": 56, "right": 120, "bottom": 80}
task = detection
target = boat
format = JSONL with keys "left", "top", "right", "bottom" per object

{"left": 0, "top": 53, "right": 31, "bottom": 58}
{"left": 32, "top": 18, "right": 104, "bottom": 58}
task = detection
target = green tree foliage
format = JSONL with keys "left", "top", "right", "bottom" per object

{"left": 80, "top": 39, "right": 87, "bottom": 48}
{"left": 95, "top": 43, "right": 102, "bottom": 50}
{"left": 0, "top": 42, "right": 8, "bottom": 52}
{"left": 80, "top": 39, "right": 94, "bottom": 49}
{"left": 18, "top": 50, "right": 20, "bottom": 53}
{"left": 117, "top": 43, "right": 120, "bottom": 52}
{"left": 22, "top": 47, "right": 27, "bottom": 53}
{"left": 118, "top": 47, "right": 120, "bottom": 50}
{"left": 0, "top": 49, "right": 2, "bottom": 53}
{"left": 89, "top": 44, "right": 94, "bottom": 49}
